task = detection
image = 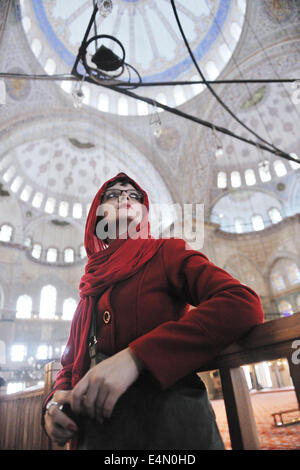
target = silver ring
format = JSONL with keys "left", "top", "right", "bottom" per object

{"left": 46, "top": 400, "right": 63, "bottom": 413}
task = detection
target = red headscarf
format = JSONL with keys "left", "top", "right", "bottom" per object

{"left": 61, "top": 173, "right": 166, "bottom": 383}
{"left": 79, "top": 172, "right": 165, "bottom": 297}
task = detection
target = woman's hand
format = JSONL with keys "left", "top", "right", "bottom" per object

{"left": 69, "top": 347, "right": 144, "bottom": 423}
{"left": 44, "top": 390, "right": 78, "bottom": 447}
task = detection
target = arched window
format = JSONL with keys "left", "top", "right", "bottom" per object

{"left": 98, "top": 93, "right": 109, "bottom": 112}
{"left": 60, "top": 81, "right": 72, "bottom": 93}
{"left": 36, "top": 345, "right": 52, "bottom": 360}
{"left": 31, "top": 38, "right": 42, "bottom": 57}
{"left": 234, "top": 219, "right": 244, "bottom": 234}
{"left": 251, "top": 214, "right": 264, "bottom": 231}
{"left": 44, "top": 58, "right": 56, "bottom": 75}
{"left": 11, "top": 344, "right": 26, "bottom": 362}
{"left": 268, "top": 207, "right": 282, "bottom": 224}
{"left": 245, "top": 169, "right": 256, "bottom": 186}
{"left": 3, "top": 166, "right": 16, "bottom": 183}
{"left": 45, "top": 197, "right": 56, "bottom": 214}
{"left": 206, "top": 61, "right": 219, "bottom": 80}
{"left": 274, "top": 160, "right": 287, "bottom": 177}
{"left": 155, "top": 93, "right": 167, "bottom": 106}
{"left": 258, "top": 161, "right": 271, "bottom": 182}
{"left": 21, "top": 16, "right": 31, "bottom": 33}
{"left": 20, "top": 185, "right": 32, "bottom": 202}
{"left": 190, "top": 75, "right": 205, "bottom": 95}
{"left": 62, "top": 298, "right": 77, "bottom": 321}
{"left": 24, "top": 237, "right": 32, "bottom": 248}
{"left": 0, "top": 224, "right": 13, "bottom": 242}
{"left": 79, "top": 245, "right": 86, "bottom": 259}
{"left": 231, "top": 171, "right": 241, "bottom": 188}
{"left": 32, "top": 192, "right": 44, "bottom": 208}
{"left": 39, "top": 285, "right": 57, "bottom": 319}
{"left": 230, "top": 22, "right": 242, "bottom": 41}
{"left": 219, "top": 43, "right": 231, "bottom": 62}
{"left": 16, "top": 295, "right": 32, "bottom": 319}
{"left": 286, "top": 263, "right": 300, "bottom": 285}
{"left": 270, "top": 272, "right": 285, "bottom": 292}
{"left": 32, "top": 243, "right": 42, "bottom": 259}
{"left": 174, "top": 86, "right": 185, "bottom": 106}
{"left": 137, "top": 100, "right": 149, "bottom": 116}
{"left": 64, "top": 248, "right": 74, "bottom": 263}
{"left": 11, "top": 176, "right": 23, "bottom": 193}
{"left": 278, "top": 300, "right": 294, "bottom": 317}
{"left": 217, "top": 172, "right": 227, "bottom": 189}
{"left": 46, "top": 248, "right": 58, "bottom": 263}
{"left": 59, "top": 201, "right": 69, "bottom": 217}
{"left": 72, "top": 203, "right": 82, "bottom": 219}
{"left": 118, "top": 97, "right": 128, "bottom": 115}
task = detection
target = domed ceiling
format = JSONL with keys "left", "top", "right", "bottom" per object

{"left": 18, "top": 0, "right": 246, "bottom": 114}
{"left": 0, "top": 118, "right": 175, "bottom": 232}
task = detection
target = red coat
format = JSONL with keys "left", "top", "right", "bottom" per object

{"left": 53, "top": 237, "right": 264, "bottom": 392}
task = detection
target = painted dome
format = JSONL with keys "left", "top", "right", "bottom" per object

{"left": 18, "top": 0, "right": 247, "bottom": 114}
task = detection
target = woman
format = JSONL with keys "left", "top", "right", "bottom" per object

{"left": 42, "top": 172, "right": 264, "bottom": 450}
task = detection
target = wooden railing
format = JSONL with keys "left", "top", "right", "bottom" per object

{"left": 0, "top": 313, "right": 299, "bottom": 450}
{"left": 0, "top": 387, "right": 49, "bottom": 450}
{"left": 198, "top": 313, "right": 300, "bottom": 450}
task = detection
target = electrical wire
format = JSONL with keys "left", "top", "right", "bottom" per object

{"left": 0, "top": 72, "right": 297, "bottom": 85}
{"left": 1, "top": 2, "right": 297, "bottom": 165}
{"left": 69, "top": 6, "right": 297, "bottom": 165}
{"left": 169, "top": 0, "right": 294, "bottom": 160}
{"left": 202, "top": 0, "right": 292, "bottom": 177}
{"left": 97, "top": 81, "right": 300, "bottom": 164}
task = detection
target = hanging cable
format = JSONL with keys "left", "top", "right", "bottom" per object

{"left": 169, "top": 0, "right": 295, "bottom": 160}
{"left": 0, "top": 72, "right": 297, "bottom": 85}
{"left": 98, "top": 82, "right": 300, "bottom": 165}
{"left": 203, "top": 0, "right": 286, "bottom": 165}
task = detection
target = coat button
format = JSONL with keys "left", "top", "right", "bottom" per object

{"left": 103, "top": 310, "right": 111, "bottom": 324}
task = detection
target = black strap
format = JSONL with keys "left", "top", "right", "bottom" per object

{"left": 88, "top": 304, "right": 98, "bottom": 367}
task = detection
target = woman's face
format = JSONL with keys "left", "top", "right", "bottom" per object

{"left": 98, "top": 182, "right": 145, "bottom": 239}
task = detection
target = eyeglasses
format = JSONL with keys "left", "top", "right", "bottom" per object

{"left": 102, "top": 189, "right": 143, "bottom": 202}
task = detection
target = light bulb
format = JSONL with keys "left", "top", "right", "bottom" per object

{"left": 97, "top": 0, "right": 113, "bottom": 17}
{"left": 72, "top": 84, "right": 84, "bottom": 109}
{"left": 215, "top": 145, "right": 224, "bottom": 158}
{"left": 151, "top": 120, "right": 162, "bottom": 138}
{"left": 150, "top": 104, "right": 162, "bottom": 138}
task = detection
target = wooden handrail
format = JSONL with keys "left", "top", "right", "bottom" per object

{"left": 1, "top": 314, "right": 299, "bottom": 450}
{"left": 198, "top": 313, "right": 300, "bottom": 450}
{"left": 198, "top": 313, "right": 300, "bottom": 371}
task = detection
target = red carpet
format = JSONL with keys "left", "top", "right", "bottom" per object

{"left": 211, "top": 389, "right": 300, "bottom": 450}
